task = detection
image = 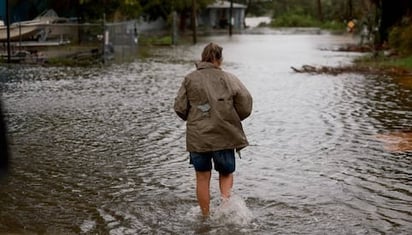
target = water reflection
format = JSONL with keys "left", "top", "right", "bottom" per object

{"left": 376, "top": 132, "right": 412, "bottom": 152}
{"left": 0, "top": 33, "right": 411, "bottom": 234}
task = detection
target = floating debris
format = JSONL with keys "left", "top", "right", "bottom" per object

{"left": 291, "top": 64, "right": 412, "bottom": 76}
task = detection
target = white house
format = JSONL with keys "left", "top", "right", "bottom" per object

{"left": 199, "top": 1, "right": 247, "bottom": 30}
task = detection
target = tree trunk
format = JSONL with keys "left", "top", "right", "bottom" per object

{"left": 317, "top": 0, "right": 323, "bottom": 22}
{"left": 243, "top": 0, "right": 252, "bottom": 28}
{"left": 347, "top": 0, "right": 353, "bottom": 19}
{"left": 179, "top": 11, "right": 187, "bottom": 33}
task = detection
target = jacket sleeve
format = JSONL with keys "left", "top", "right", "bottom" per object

{"left": 174, "top": 78, "right": 189, "bottom": 121}
{"left": 233, "top": 77, "right": 253, "bottom": 121}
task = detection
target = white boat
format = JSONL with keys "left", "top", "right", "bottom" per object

{"left": 0, "top": 9, "right": 71, "bottom": 42}
{"left": 0, "top": 20, "right": 45, "bottom": 42}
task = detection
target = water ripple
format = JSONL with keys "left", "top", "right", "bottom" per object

{"left": 0, "top": 34, "right": 411, "bottom": 234}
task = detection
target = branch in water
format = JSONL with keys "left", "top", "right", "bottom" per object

{"left": 291, "top": 64, "right": 411, "bottom": 76}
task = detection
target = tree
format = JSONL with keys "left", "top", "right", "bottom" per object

{"left": 347, "top": 0, "right": 353, "bottom": 19}
{"left": 79, "top": 0, "right": 142, "bottom": 21}
{"left": 316, "top": 0, "right": 323, "bottom": 22}
{"left": 370, "top": 0, "right": 412, "bottom": 44}
{"left": 236, "top": 0, "right": 272, "bottom": 17}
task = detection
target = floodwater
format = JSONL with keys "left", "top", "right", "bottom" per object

{"left": 0, "top": 32, "right": 411, "bottom": 234}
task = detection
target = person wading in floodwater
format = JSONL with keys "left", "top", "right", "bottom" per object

{"left": 174, "top": 42, "right": 253, "bottom": 216}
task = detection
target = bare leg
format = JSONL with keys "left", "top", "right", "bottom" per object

{"left": 195, "top": 171, "right": 212, "bottom": 216}
{"left": 219, "top": 173, "right": 233, "bottom": 199}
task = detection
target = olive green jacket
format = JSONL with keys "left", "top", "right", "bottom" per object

{"left": 174, "top": 62, "right": 253, "bottom": 152}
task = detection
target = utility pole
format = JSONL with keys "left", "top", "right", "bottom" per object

{"left": 192, "top": 0, "right": 197, "bottom": 44}
{"left": 172, "top": 11, "right": 178, "bottom": 45}
{"left": 5, "top": 0, "right": 11, "bottom": 63}
{"left": 229, "top": 0, "right": 233, "bottom": 36}
{"left": 102, "top": 12, "right": 106, "bottom": 63}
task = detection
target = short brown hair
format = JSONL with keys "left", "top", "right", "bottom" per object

{"left": 201, "top": 43, "right": 223, "bottom": 63}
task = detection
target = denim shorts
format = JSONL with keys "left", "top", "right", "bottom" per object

{"left": 189, "top": 149, "right": 235, "bottom": 174}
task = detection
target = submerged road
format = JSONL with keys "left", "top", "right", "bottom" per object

{"left": 0, "top": 33, "right": 411, "bottom": 234}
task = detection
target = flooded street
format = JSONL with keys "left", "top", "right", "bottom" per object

{"left": 0, "top": 33, "right": 411, "bottom": 234}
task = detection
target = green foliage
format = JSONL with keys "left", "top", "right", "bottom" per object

{"left": 140, "top": 0, "right": 171, "bottom": 21}
{"left": 386, "top": 55, "right": 412, "bottom": 69}
{"left": 355, "top": 53, "right": 412, "bottom": 71}
{"left": 270, "top": 0, "right": 366, "bottom": 24}
{"left": 118, "top": 0, "right": 142, "bottom": 19}
{"left": 236, "top": 0, "right": 273, "bottom": 17}
{"left": 389, "top": 26, "right": 403, "bottom": 49}
{"left": 268, "top": 0, "right": 363, "bottom": 31}
{"left": 320, "top": 20, "right": 345, "bottom": 31}
{"left": 78, "top": 0, "right": 213, "bottom": 22}
{"left": 79, "top": 1, "right": 116, "bottom": 21}
{"left": 271, "top": 0, "right": 313, "bottom": 18}
{"left": 139, "top": 35, "right": 173, "bottom": 46}
{"left": 389, "top": 24, "right": 412, "bottom": 55}
{"left": 270, "top": 8, "right": 345, "bottom": 30}
{"left": 270, "top": 13, "right": 319, "bottom": 27}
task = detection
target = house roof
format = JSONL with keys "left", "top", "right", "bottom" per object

{"left": 207, "top": 1, "right": 247, "bottom": 9}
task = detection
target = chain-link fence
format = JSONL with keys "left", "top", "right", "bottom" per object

{"left": 104, "top": 20, "right": 139, "bottom": 62}
{"left": 76, "top": 20, "right": 139, "bottom": 62}
{"left": 1, "top": 19, "right": 139, "bottom": 63}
